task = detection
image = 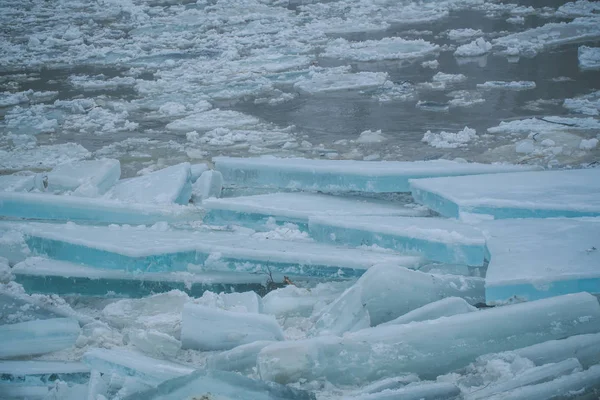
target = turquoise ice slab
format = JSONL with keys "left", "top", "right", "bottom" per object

{"left": 482, "top": 217, "right": 600, "bottom": 304}
{"left": 0, "top": 192, "right": 203, "bottom": 225}
{"left": 309, "top": 215, "right": 486, "bottom": 266}
{"left": 13, "top": 257, "right": 271, "bottom": 298}
{"left": 0, "top": 318, "right": 80, "bottom": 359}
{"left": 409, "top": 168, "right": 600, "bottom": 219}
{"left": 203, "top": 192, "right": 429, "bottom": 230}
{"left": 214, "top": 156, "right": 537, "bottom": 193}
{"left": 0, "top": 361, "right": 90, "bottom": 385}
{"left": 3, "top": 222, "right": 422, "bottom": 278}
{"left": 124, "top": 369, "right": 316, "bottom": 400}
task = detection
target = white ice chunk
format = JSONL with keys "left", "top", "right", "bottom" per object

{"left": 454, "top": 38, "right": 492, "bottom": 57}
{"left": 294, "top": 71, "right": 388, "bottom": 94}
{"left": 82, "top": 348, "right": 193, "bottom": 386}
{"left": 257, "top": 293, "right": 600, "bottom": 385}
{"left": 166, "top": 109, "right": 259, "bottom": 133}
{"left": 315, "top": 264, "right": 484, "bottom": 334}
{"left": 382, "top": 297, "right": 476, "bottom": 326}
{"left": 422, "top": 126, "right": 477, "bottom": 149}
{"left": 448, "top": 29, "right": 484, "bottom": 41}
{"left": 409, "top": 168, "right": 600, "bottom": 219}
{"left": 578, "top": 45, "right": 600, "bottom": 69}
{"left": 181, "top": 303, "right": 284, "bottom": 351}
{"left": 126, "top": 329, "right": 181, "bottom": 359}
{"left": 104, "top": 162, "right": 192, "bottom": 205}
{"left": 262, "top": 285, "right": 342, "bottom": 318}
{"left": 192, "top": 170, "right": 223, "bottom": 202}
{"left": 323, "top": 37, "right": 439, "bottom": 62}
{"left": 207, "top": 340, "right": 274, "bottom": 373}
{"left": 215, "top": 156, "right": 536, "bottom": 193}
{"left": 46, "top": 159, "right": 121, "bottom": 197}
{"left": 477, "top": 81, "right": 536, "bottom": 90}
{"left": 482, "top": 218, "right": 600, "bottom": 303}
{"left": 0, "top": 318, "right": 80, "bottom": 358}
{"left": 564, "top": 90, "right": 600, "bottom": 116}
{"left": 580, "top": 138, "right": 598, "bottom": 150}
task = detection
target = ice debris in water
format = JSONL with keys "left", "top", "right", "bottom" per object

{"left": 422, "top": 126, "right": 478, "bottom": 148}
{"left": 454, "top": 38, "right": 492, "bottom": 57}
{"left": 477, "top": 81, "right": 536, "bottom": 90}
{"left": 578, "top": 45, "right": 600, "bottom": 70}
{"left": 322, "top": 37, "right": 439, "bottom": 62}
{"left": 192, "top": 169, "right": 223, "bottom": 202}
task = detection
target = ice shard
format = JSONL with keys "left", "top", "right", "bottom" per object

{"left": 0, "top": 192, "right": 203, "bottom": 225}
{"left": 409, "top": 168, "right": 600, "bottom": 219}
{"left": 181, "top": 304, "right": 284, "bottom": 351}
{"left": 482, "top": 218, "right": 600, "bottom": 304}
{"left": 0, "top": 318, "right": 80, "bottom": 358}
{"left": 45, "top": 159, "right": 121, "bottom": 196}
{"left": 8, "top": 221, "right": 421, "bottom": 278}
{"left": 214, "top": 156, "right": 536, "bottom": 194}
{"left": 309, "top": 215, "right": 487, "bottom": 266}
{"left": 192, "top": 170, "right": 223, "bottom": 202}
{"left": 203, "top": 192, "right": 428, "bottom": 230}
{"left": 381, "top": 297, "right": 477, "bottom": 326}
{"left": 207, "top": 340, "right": 275, "bottom": 373}
{"left": 315, "top": 264, "right": 484, "bottom": 333}
{"left": 258, "top": 293, "right": 600, "bottom": 385}
{"left": 82, "top": 348, "right": 194, "bottom": 386}
{"left": 13, "top": 257, "right": 269, "bottom": 298}
{"left": 104, "top": 162, "right": 192, "bottom": 205}
{"left": 123, "top": 369, "right": 316, "bottom": 400}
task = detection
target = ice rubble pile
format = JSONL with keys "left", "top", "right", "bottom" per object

{"left": 1, "top": 156, "right": 600, "bottom": 399}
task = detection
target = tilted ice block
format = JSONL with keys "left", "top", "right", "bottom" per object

{"left": 203, "top": 192, "right": 428, "bottom": 230}
{"left": 12, "top": 258, "right": 269, "bottom": 298}
{"left": 309, "top": 215, "right": 486, "bottom": 266}
{"left": 181, "top": 304, "right": 284, "bottom": 351}
{"left": 465, "top": 358, "right": 582, "bottom": 400}
{"left": 207, "top": 340, "right": 274, "bottom": 373}
{"left": 215, "top": 156, "right": 536, "bottom": 193}
{"left": 315, "top": 264, "right": 484, "bottom": 332}
{"left": 104, "top": 162, "right": 192, "bottom": 205}
{"left": 0, "top": 192, "right": 203, "bottom": 225}
{"left": 192, "top": 170, "right": 223, "bottom": 202}
{"left": 0, "top": 318, "right": 80, "bottom": 359}
{"left": 257, "top": 293, "right": 600, "bottom": 385}
{"left": 409, "top": 168, "right": 600, "bottom": 219}
{"left": 190, "top": 163, "right": 209, "bottom": 182}
{"left": 123, "top": 369, "right": 316, "bottom": 400}
{"left": 579, "top": 45, "right": 600, "bottom": 70}
{"left": 355, "top": 382, "right": 460, "bottom": 400}
{"left": 46, "top": 159, "right": 121, "bottom": 196}
{"left": 482, "top": 218, "right": 600, "bottom": 304}
{"left": 82, "top": 348, "right": 194, "bottom": 386}
{"left": 485, "top": 364, "right": 600, "bottom": 400}
{"left": 10, "top": 221, "right": 421, "bottom": 277}
{"left": 381, "top": 297, "right": 477, "bottom": 326}
{"left": 0, "top": 361, "right": 90, "bottom": 386}
{"left": 313, "top": 284, "right": 370, "bottom": 336}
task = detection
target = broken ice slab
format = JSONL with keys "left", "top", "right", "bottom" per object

{"left": 104, "top": 162, "right": 192, "bottom": 205}
{"left": 322, "top": 37, "right": 439, "bottom": 62}
{"left": 0, "top": 361, "right": 90, "bottom": 385}
{"left": 294, "top": 71, "right": 388, "bottom": 94}
{"left": 0, "top": 318, "right": 80, "bottom": 359}
{"left": 485, "top": 364, "right": 600, "bottom": 400}
{"left": 465, "top": 358, "right": 582, "bottom": 400}
{"left": 381, "top": 297, "right": 477, "bottom": 326}
{"left": 257, "top": 293, "right": 600, "bottom": 385}
{"left": 12, "top": 258, "right": 270, "bottom": 298}
{"left": 510, "top": 333, "right": 600, "bottom": 369}
{"left": 181, "top": 304, "right": 284, "bottom": 351}
{"left": 315, "top": 264, "right": 484, "bottom": 334}
{"left": 196, "top": 290, "right": 263, "bottom": 313}
{"left": 0, "top": 173, "right": 40, "bottom": 192}
{"left": 45, "top": 159, "right": 121, "bottom": 196}
{"left": 207, "top": 340, "right": 274, "bottom": 373}
{"left": 309, "top": 215, "right": 486, "bottom": 266}
{"left": 482, "top": 218, "right": 600, "bottom": 304}
{"left": 203, "top": 192, "right": 429, "bottom": 230}
{"left": 409, "top": 168, "right": 600, "bottom": 219}
{"left": 0, "top": 192, "right": 203, "bottom": 225}
{"left": 214, "top": 156, "right": 536, "bottom": 194}
{"left": 9, "top": 221, "right": 422, "bottom": 277}
{"left": 354, "top": 382, "right": 460, "bottom": 400}
{"left": 192, "top": 170, "right": 223, "bottom": 202}
{"left": 82, "top": 348, "right": 194, "bottom": 386}
{"left": 123, "top": 369, "right": 316, "bottom": 400}
{"left": 189, "top": 163, "right": 209, "bottom": 182}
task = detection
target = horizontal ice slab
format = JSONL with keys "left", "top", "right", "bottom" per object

{"left": 309, "top": 216, "right": 486, "bottom": 266}
{"left": 381, "top": 297, "right": 477, "bottom": 326}
{"left": 410, "top": 168, "right": 600, "bottom": 219}
{"left": 13, "top": 258, "right": 270, "bottom": 298}
{"left": 82, "top": 348, "right": 193, "bottom": 386}
{"left": 0, "top": 192, "right": 203, "bottom": 225}
{"left": 124, "top": 369, "right": 316, "bottom": 400}
{"left": 204, "top": 192, "right": 429, "bottom": 229}
{"left": 181, "top": 304, "right": 284, "bottom": 351}
{"left": 46, "top": 159, "right": 120, "bottom": 196}
{"left": 482, "top": 218, "right": 600, "bottom": 303}
{"left": 0, "top": 361, "right": 90, "bottom": 385}
{"left": 355, "top": 382, "right": 460, "bottom": 400}
{"left": 257, "top": 293, "right": 600, "bottom": 385}
{"left": 104, "top": 162, "right": 192, "bottom": 205}
{"left": 0, "top": 173, "right": 39, "bottom": 192}
{"left": 0, "top": 318, "right": 80, "bottom": 359}
{"left": 9, "top": 222, "right": 421, "bottom": 277}
{"left": 214, "top": 156, "right": 536, "bottom": 193}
